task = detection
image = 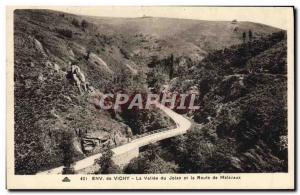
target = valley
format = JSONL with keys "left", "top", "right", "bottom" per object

{"left": 14, "top": 9, "right": 287, "bottom": 174}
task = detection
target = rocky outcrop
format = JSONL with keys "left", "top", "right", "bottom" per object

{"left": 125, "top": 63, "right": 138, "bottom": 74}
{"left": 81, "top": 136, "right": 112, "bottom": 153}
{"left": 67, "top": 64, "right": 95, "bottom": 95}
{"left": 87, "top": 52, "right": 113, "bottom": 73}
{"left": 34, "top": 38, "right": 47, "bottom": 57}
{"left": 79, "top": 127, "right": 131, "bottom": 154}
{"left": 68, "top": 49, "right": 75, "bottom": 60}
{"left": 45, "top": 60, "right": 61, "bottom": 72}
{"left": 71, "top": 42, "right": 87, "bottom": 57}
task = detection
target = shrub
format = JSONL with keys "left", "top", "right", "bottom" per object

{"left": 95, "top": 149, "right": 122, "bottom": 174}
{"left": 81, "top": 19, "right": 89, "bottom": 29}
{"left": 124, "top": 144, "right": 178, "bottom": 174}
{"left": 71, "top": 18, "right": 80, "bottom": 27}
{"left": 56, "top": 28, "right": 73, "bottom": 38}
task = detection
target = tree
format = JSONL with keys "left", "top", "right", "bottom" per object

{"left": 95, "top": 148, "right": 122, "bottom": 174}
{"left": 242, "top": 32, "right": 246, "bottom": 43}
{"left": 248, "top": 30, "right": 253, "bottom": 41}
{"left": 81, "top": 19, "right": 89, "bottom": 29}
{"left": 60, "top": 131, "right": 76, "bottom": 174}
{"left": 169, "top": 54, "right": 174, "bottom": 78}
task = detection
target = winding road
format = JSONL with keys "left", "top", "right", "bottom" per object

{"left": 37, "top": 103, "right": 192, "bottom": 174}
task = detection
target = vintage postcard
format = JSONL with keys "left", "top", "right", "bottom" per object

{"left": 6, "top": 6, "right": 294, "bottom": 190}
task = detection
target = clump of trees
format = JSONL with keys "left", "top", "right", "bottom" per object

{"left": 164, "top": 31, "right": 288, "bottom": 173}
{"left": 95, "top": 148, "right": 122, "bottom": 174}
{"left": 147, "top": 55, "right": 175, "bottom": 91}
{"left": 247, "top": 40, "right": 287, "bottom": 74}
{"left": 124, "top": 144, "right": 178, "bottom": 174}
{"left": 70, "top": 18, "right": 90, "bottom": 31}
{"left": 162, "top": 126, "right": 239, "bottom": 173}
{"left": 120, "top": 106, "right": 174, "bottom": 135}
{"left": 242, "top": 30, "right": 253, "bottom": 42}
{"left": 203, "top": 31, "right": 286, "bottom": 76}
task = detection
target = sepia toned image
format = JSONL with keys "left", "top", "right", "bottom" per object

{"left": 6, "top": 6, "right": 294, "bottom": 190}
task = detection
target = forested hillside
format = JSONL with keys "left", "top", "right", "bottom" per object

{"left": 125, "top": 31, "right": 288, "bottom": 173}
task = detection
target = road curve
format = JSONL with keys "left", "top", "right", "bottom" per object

{"left": 37, "top": 104, "right": 192, "bottom": 174}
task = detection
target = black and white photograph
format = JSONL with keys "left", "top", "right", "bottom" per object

{"left": 6, "top": 6, "right": 295, "bottom": 190}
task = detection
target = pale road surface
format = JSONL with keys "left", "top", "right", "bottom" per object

{"left": 37, "top": 103, "right": 192, "bottom": 174}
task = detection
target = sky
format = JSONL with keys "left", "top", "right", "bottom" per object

{"left": 52, "top": 6, "right": 293, "bottom": 30}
